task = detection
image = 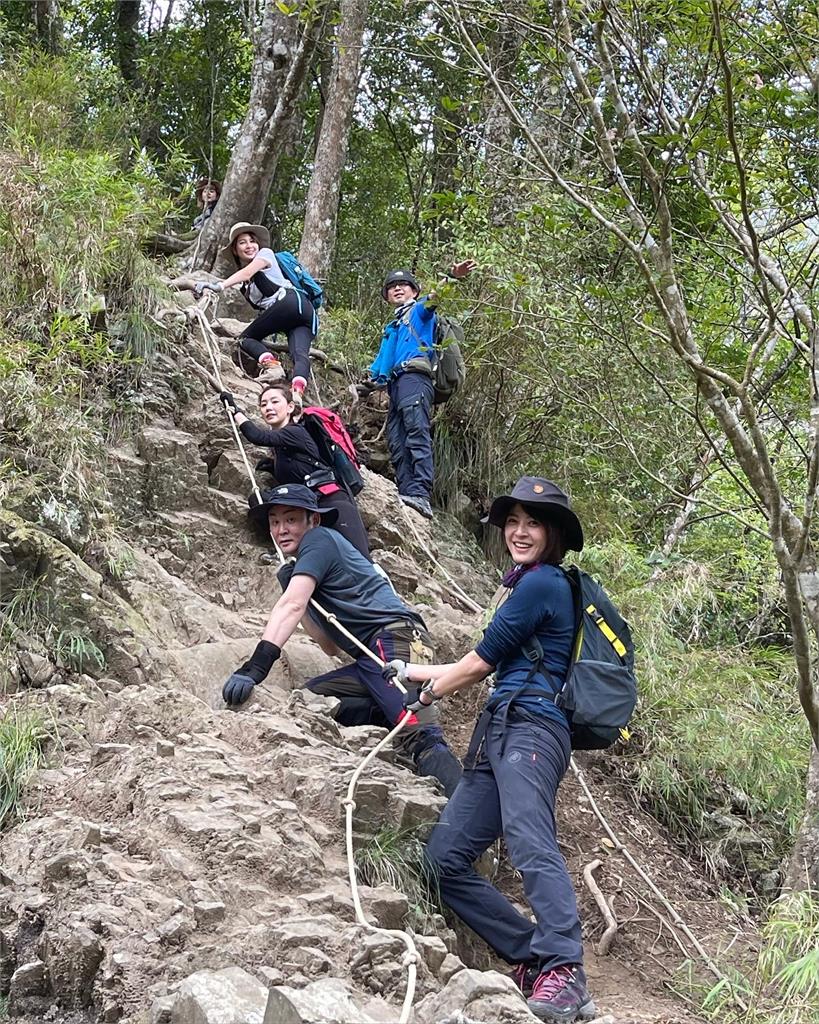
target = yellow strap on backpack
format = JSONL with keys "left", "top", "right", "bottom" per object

{"left": 586, "top": 604, "right": 627, "bottom": 658}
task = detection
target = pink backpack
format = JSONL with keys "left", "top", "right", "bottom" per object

{"left": 302, "top": 406, "right": 363, "bottom": 495}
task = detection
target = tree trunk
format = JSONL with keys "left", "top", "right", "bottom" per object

{"left": 32, "top": 0, "right": 62, "bottom": 54}
{"left": 298, "top": 0, "right": 369, "bottom": 282}
{"left": 116, "top": 1, "right": 141, "bottom": 88}
{"left": 482, "top": 1, "right": 525, "bottom": 224}
{"left": 194, "top": 2, "right": 320, "bottom": 271}
{"left": 787, "top": 745, "right": 819, "bottom": 890}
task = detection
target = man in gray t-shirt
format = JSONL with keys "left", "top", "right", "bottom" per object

{"left": 222, "top": 485, "right": 461, "bottom": 795}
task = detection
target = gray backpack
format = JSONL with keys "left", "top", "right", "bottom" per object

{"left": 431, "top": 314, "right": 466, "bottom": 404}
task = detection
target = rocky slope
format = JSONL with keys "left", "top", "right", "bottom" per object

{"left": 0, "top": 294, "right": 742, "bottom": 1023}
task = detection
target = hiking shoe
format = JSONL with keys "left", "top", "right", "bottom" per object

{"left": 400, "top": 494, "right": 433, "bottom": 519}
{"left": 527, "top": 965, "right": 596, "bottom": 1022}
{"left": 257, "top": 357, "right": 284, "bottom": 383}
{"left": 508, "top": 962, "right": 539, "bottom": 998}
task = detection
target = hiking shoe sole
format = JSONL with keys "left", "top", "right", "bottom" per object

{"left": 526, "top": 997, "right": 598, "bottom": 1023}
{"left": 258, "top": 364, "right": 285, "bottom": 383}
{"left": 400, "top": 495, "right": 433, "bottom": 518}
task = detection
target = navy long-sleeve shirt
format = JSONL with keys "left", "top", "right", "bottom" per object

{"left": 475, "top": 563, "right": 575, "bottom": 726}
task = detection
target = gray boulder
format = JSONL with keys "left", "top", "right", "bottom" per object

{"left": 413, "top": 968, "right": 537, "bottom": 1024}
{"left": 265, "top": 977, "right": 377, "bottom": 1024}
{"left": 169, "top": 966, "right": 269, "bottom": 1023}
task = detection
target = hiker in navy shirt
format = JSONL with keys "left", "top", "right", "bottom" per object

{"left": 365, "top": 261, "right": 475, "bottom": 519}
{"left": 218, "top": 382, "right": 370, "bottom": 558}
{"left": 220, "top": 485, "right": 462, "bottom": 796}
{"left": 396, "top": 477, "right": 595, "bottom": 1023}
{"left": 195, "top": 222, "right": 316, "bottom": 409}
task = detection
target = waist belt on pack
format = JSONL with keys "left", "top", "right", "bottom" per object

{"left": 303, "top": 468, "right": 336, "bottom": 490}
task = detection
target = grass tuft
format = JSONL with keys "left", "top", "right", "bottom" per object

{"left": 0, "top": 705, "right": 51, "bottom": 829}
{"left": 695, "top": 890, "right": 819, "bottom": 1022}
{"left": 354, "top": 825, "right": 441, "bottom": 931}
{"left": 575, "top": 540, "right": 808, "bottom": 895}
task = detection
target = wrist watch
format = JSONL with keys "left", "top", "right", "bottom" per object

{"left": 420, "top": 680, "right": 441, "bottom": 705}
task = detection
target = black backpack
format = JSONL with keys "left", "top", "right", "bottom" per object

{"left": 524, "top": 566, "right": 637, "bottom": 750}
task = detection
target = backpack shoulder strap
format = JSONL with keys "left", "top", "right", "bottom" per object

{"left": 519, "top": 565, "right": 583, "bottom": 696}
{"left": 562, "top": 565, "right": 584, "bottom": 665}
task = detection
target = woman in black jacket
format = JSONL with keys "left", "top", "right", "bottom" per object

{"left": 219, "top": 383, "right": 370, "bottom": 559}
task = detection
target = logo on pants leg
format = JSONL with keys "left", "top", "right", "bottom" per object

{"left": 507, "top": 751, "right": 522, "bottom": 763}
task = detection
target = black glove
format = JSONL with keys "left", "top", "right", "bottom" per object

{"left": 355, "top": 378, "right": 380, "bottom": 397}
{"left": 222, "top": 672, "right": 257, "bottom": 706}
{"left": 223, "top": 641, "right": 281, "bottom": 705}
{"left": 219, "top": 391, "right": 238, "bottom": 414}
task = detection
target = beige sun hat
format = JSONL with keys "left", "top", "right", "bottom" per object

{"left": 219, "top": 221, "right": 271, "bottom": 260}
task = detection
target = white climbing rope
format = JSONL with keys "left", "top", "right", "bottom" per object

{"left": 188, "top": 297, "right": 730, "bottom": 1012}
{"left": 189, "top": 300, "right": 421, "bottom": 1017}
{"left": 398, "top": 503, "right": 484, "bottom": 614}
{"left": 342, "top": 714, "right": 419, "bottom": 1024}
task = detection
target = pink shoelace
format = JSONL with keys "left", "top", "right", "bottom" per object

{"left": 531, "top": 966, "right": 574, "bottom": 1000}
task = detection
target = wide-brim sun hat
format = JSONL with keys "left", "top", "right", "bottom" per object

{"left": 219, "top": 221, "right": 271, "bottom": 260}
{"left": 248, "top": 484, "right": 339, "bottom": 526}
{"left": 486, "top": 476, "right": 584, "bottom": 551}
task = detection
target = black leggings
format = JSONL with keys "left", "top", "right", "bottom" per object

{"left": 317, "top": 487, "right": 370, "bottom": 559}
{"left": 238, "top": 290, "right": 315, "bottom": 381}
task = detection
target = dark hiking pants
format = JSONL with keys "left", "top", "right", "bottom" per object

{"left": 306, "top": 622, "right": 462, "bottom": 796}
{"left": 387, "top": 371, "right": 434, "bottom": 499}
{"left": 238, "top": 290, "right": 315, "bottom": 381}
{"left": 425, "top": 711, "right": 583, "bottom": 969}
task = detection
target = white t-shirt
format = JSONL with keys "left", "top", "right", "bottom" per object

{"left": 246, "top": 247, "right": 292, "bottom": 309}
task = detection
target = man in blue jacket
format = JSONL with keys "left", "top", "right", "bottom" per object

{"left": 367, "top": 261, "right": 475, "bottom": 519}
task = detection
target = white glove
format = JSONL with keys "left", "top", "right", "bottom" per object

{"left": 194, "top": 280, "right": 224, "bottom": 297}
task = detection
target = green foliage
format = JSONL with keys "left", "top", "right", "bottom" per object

{"left": 354, "top": 825, "right": 440, "bottom": 930}
{"left": 52, "top": 630, "right": 106, "bottom": 674}
{"left": 0, "top": 705, "right": 51, "bottom": 829}
{"left": 694, "top": 891, "right": 819, "bottom": 1022}
{"left": 0, "top": 53, "right": 172, "bottom": 526}
{"left": 0, "top": 569, "right": 106, "bottom": 680}
{"left": 580, "top": 540, "right": 809, "bottom": 891}
{"left": 0, "top": 575, "right": 44, "bottom": 651}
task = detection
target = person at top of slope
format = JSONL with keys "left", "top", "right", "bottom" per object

{"left": 195, "top": 222, "right": 318, "bottom": 410}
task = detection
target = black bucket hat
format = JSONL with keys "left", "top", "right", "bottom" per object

{"left": 382, "top": 269, "right": 420, "bottom": 299}
{"left": 248, "top": 484, "right": 338, "bottom": 526}
{"left": 486, "top": 477, "right": 584, "bottom": 551}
